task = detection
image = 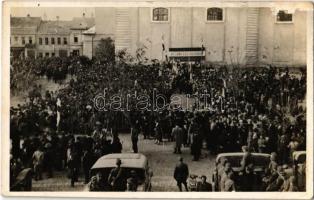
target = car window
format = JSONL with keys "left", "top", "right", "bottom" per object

{"left": 295, "top": 154, "right": 306, "bottom": 164}
{"left": 252, "top": 156, "right": 270, "bottom": 167}
{"left": 218, "top": 155, "right": 269, "bottom": 168}
{"left": 91, "top": 167, "right": 146, "bottom": 184}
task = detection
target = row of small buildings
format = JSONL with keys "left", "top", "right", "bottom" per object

{"left": 11, "top": 4, "right": 309, "bottom": 66}
{"left": 10, "top": 14, "right": 95, "bottom": 59}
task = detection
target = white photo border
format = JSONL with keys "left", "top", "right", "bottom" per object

{"left": 1, "top": 1, "right": 313, "bottom": 199}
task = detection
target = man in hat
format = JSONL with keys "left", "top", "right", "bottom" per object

{"left": 173, "top": 157, "right": 189, "bottom": 191}
{"left": 172, "top": 123, "right": 184, "bottom": 154}
{"left": 108, "top": 158, "right": 126, "bottom": 191}
{"left": 67, "top": 142, "right": 80, "bottom": 187}
{"left": 92, "top": 121, "right": 102, "bottom": 140}
{"left": 82, "top": 149, "right": 95, "bottom": 184}
{"left": 189, "top": 119, "right": 202, "bottom": 161}
{"left": 44, "top": 141, "right": 54, "bottom": 178}
{"left": 197, "top": 175, "right": 212, "bottom": 191}
{"left": 131, "top": 121, "right": 140, "bottom": 153}
{"left": 127, "top": 170, "right": 139, "bottom": 191}
{"left": 89, "top": 172, "right": 107, "bottom": 191}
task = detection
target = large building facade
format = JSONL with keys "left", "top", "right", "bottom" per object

{"left": 10, "top": 15, "right": 94, "bottom": 58}
{"left": 10, "top": 15, "right": 41, "bottom": 58}
{"left": 90, "top": 6, "right": 307, "bottom": 66}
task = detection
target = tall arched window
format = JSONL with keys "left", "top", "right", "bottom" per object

{"left": 152, "top": 8, "right": 169, "bottom": 22}
{"left": 207, "top": 8, "right": 223, "bottom": 21}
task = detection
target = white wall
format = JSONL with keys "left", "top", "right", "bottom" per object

{"left": 94, "top": 7, "right": 307, "bottom": 66}
{"left": 258, "top": 8, "right": 307, "bottom": 66}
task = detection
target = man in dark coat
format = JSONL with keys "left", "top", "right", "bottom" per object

{"left": 82, "top": 150, "right": 95, "bottom": 184}
{"left": 131, "top": 121, "right": 140, "bottom": 153}
{"left": 127, "top": 170, "right": 139, "bottom": 191}
{"left": 189, "top": 119, "right": 202, "bottom": 161}
{"left": 172, "top": 124, "right": 184, "bottom": 154}
{"left": 89, "top": 172, "right": 107, "bottom": 191}
{"left": 67, "top": 143, "right": 80, "bottom": 187}
{"left": 174, "top": 157, "right": 189, "bottom": 191}
{"left": 197, "top": 175, "right": 212, "bottom": 191}
{"left": 108, "top": 158, "right": 126, "bottom": 191}
{"left": 111, "top": 135, "right": 123, "bottom": 153}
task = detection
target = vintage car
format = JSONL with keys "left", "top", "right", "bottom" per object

{"left": 86, "top": 153, "right": 153, "bottom": 191}
{"left": 293, "top": 151, "right": 306, "bottom": 191}
{"left": 285, "top": 151, "right": 306, "bottom": 191}
{"left": 213, "top": 152, "right": 270, "bottom": 191}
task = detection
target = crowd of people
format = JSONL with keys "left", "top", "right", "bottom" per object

{"left": 10, "top": 53, "right": 306, "bottom": 191}
{"left": 10, "top": 56, "right": 88, "bottom": 94}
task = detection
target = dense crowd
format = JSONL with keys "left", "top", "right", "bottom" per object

{"left": 10, "top": 56, "right": 89, "bottom": 94}
{"left": 10, "top": 54, "right": 306, "bottom": 191}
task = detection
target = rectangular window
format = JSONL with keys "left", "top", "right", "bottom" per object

{"left": 59, "top": 49, "right": 68, "bottom": 57}
{"left": 45, "top": 37, "right": 49, "bottom": 45}
{"left": 207, "top": 8, "right": 223, "bottom": 21}
{"left": 14, "top": 36, "right": 18, "bottom": 42}
{"left": 63, "top": 37, "right": 67, "bottom": 45}
{"left": 45, "top": 52, "right": 49, "bottom": 57}
{"left": 152, "top": 8, "right": 169, "bottom": 22}
{"left": 51, "top": 38, "right": 55, "bottom": 45}
{"left": 74, "top": 36, "right": 78, "bottom": 43}
{"left": 22, "top": 37, "right": 25, "bottom": 45}
{"left": 72, "top": 50, "right": 80, "bottom": 56}
{"left": 39, "top": 38, "right": 43, "bottom": 45}
{"left": 38, "top": 52, "right": 43, "bottom": 58}
{"left": 57, "top": 37, "right": 61, "bottom": 45}
{"left": 277, "top": 10, "right": 293, "bottom": 22}
{"left": 51, "top": 52, "right": 55, "bottom": 57}
{"left": 29, "top": 37, "right": 32, "bottom": 44}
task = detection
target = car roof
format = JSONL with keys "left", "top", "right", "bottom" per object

{"left": 91, "top": 153, "right": 148, "bottom": 170}
{"left": 216, "top": 152, "right": 270, "bottom": 162}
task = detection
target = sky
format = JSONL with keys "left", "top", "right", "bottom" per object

{"left": 11, "top": 7, "right": 95, "bottom": 20}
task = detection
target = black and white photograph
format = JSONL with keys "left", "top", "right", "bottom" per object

{"left": 1, "top": 1, "right": 313, "bottom": 198}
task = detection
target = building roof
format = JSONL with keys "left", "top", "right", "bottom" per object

{"left": 11, "top": 16, "right": 42, "bottom": 35}
{"left": 82, "top": 26, "right": 96, "bottom": 35}
{"left": 37, "top": 20, "right": 72, "bottom": 35}
{"left": 11, "top": 16, "right": 95, "bottom": 35}
{"left": 70, "top": 17, "right": 95, "bottom": 30}
{"left": 11, "top": 16, "right": 42, "bottom": 28}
